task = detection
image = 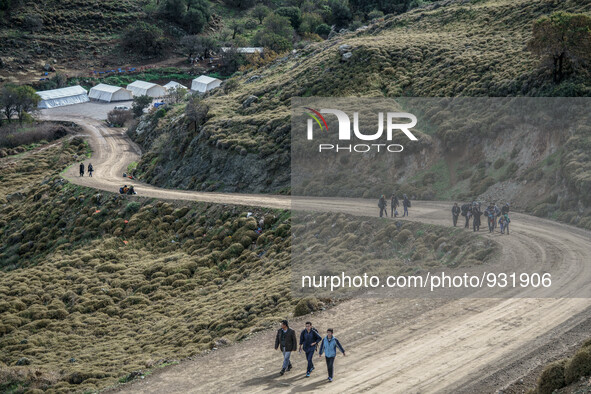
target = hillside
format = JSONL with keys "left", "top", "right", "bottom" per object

{"left": 129, "top": 0, "right": 591, "bottom": 228}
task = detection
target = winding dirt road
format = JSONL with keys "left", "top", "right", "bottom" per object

{"left": 42, "top": 111, "right": 591, "bottom": 393}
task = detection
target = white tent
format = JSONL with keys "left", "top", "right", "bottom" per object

{"left": 126, "top": 81, "right": 166, "bottom": 98}
{"left": 88, "top": 84, "right": 133, "bottom": 102}
{"left": 220, "top": 47, "right": 263, "bottom": 54}
{"left": 191, "top": 75, "right": 222, "bottom": 93}
{"left": 163, "top": 81, "right": 187, "bottom": 92}
{"left": 37, "top": 85, "right": 89, "bottom": 109}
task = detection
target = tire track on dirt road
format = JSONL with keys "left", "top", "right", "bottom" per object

{"left": 42, "top": 114, "right": 591, "bottom": 393}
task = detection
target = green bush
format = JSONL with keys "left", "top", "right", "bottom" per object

{"left": 493, "top": 158, "right": 506, "bottom": 169}
{"left": 294, "top": 297, "right": 320, "bottom": 317}
{"left": 125, "top": 202, "right": 141, "bottom": 214}
{"left": 564, "top": 347, "right": 591, "bottom": 384}
{"left": 537, "top": 359, "right": 567, "bottom": 394}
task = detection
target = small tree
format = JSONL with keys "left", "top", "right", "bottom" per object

{"left": 527, "top": 12, "right": 591, "bottom": 83}
{"left": 230, "top": 20, "right": 243, "bottom": 40}
{"left": 329, "top": 0, "right": 353, "bottom": 29}
{"left": 107, "top": 109, "right": 133, "bottom": 127}
{"left": 14, "top": 86, "right": 40, "bottom": 124}
{"left": 315, "top": 23, "right": 331, "bottom": 38}
{"left": 259, "top": 13, "right": 294, "bottom": 39}
{"left": 122, "top": 22, "right": 165, "bottom": 56}
{"left": 276, "top": 6, "right": 302, "bottom": 30}
{"left": 23, "top": 14, "right": 43, "bottom": 33}
{"left": 185, "top": 94, "right": 209, "bottom": 132}
{"left": 161, "top": 0, "right": 185, "bottom": 21}
{"left": 166, "top": 86, "right": 188, "bottom": 104}
{"left": 132, "top": 95, "right": 153, "bottom": 118}
{"left": 252, "top": 4, "right": 270, "bottom": 24}
{"left": 180, "top": 35, "right": 219, "bottom": 60}
{"left": 0, "top": 85, "right": 18, "bottom": 124}
{"left": 219, "top": 47, "right": 246, "bottom": 74}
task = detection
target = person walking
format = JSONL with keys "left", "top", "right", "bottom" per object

{"left": 402, "top": 194, "right": 411, "bottom": 217}
{"left": 88, "top": 163, "right": 94, "bottom": 177}
{"left": 275, "top": 320, "right": 297, "bottom": 376}
{"left": 79, "top": 162, "right": 85, "bottom": 177}
{"left": 501, "top": 203, "right": 510, "bottom": 216}
{"left": 461, "top": 203, "right": 472, "bottom": 228}
{"left": 452, "top": 203, "right": 461, "bottom": 227}
{"left": 503, "top": 213, "right": 511, "bottom": 234}
{"left": 318, "top": 328, "right": 346, "bottom": 382}
{"left": 472, "top": 203, "right": 482, "bottom": 232}
{"left": 378, "top": 195, "right": 388, "bottom": 218}
{"left": 391, "top": 194, "right": 399, "bottom": 217}
{"left": 299, "top": 321, "right": 322, "bottom": 377}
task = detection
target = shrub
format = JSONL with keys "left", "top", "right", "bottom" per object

{"left": 121, "top": 22, "right": 165, "bottom": 56}
{"left": 564, "top": 347, "right": 591, "bottom": 384}
{"left": 396, "top": 229, "right": 412, "bottom": 243}
{"left": 493, "top": 158, "right": 505, "bottom": 169}
{"left": 294, "top": 297, "right": 320, "bottom": 316}
{"left": 125, "top": 202, "right": 141, "bottom": 214}
{"left": 107, "top": 109, "right": 132, "bottom": 127}
{"left": 315, "top": 23, "right": 331, "bottom": 38}
{"left": 537, "top": 359, "right": 567, "bottom": 394}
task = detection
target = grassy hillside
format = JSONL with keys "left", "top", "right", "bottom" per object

{"left": 0, "top": 136, "right": 497, "bottom": 392}
{"left": 130, "top": 0, "right": 591, "bottom": 226}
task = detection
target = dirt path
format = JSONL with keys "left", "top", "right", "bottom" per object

{"left": 40, "top": 113, "right": 591, "bottom": 393}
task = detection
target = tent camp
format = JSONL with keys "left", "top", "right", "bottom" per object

{"left": 220, "top": 47, "right": 263, "bottom": 54}
{"left": 163, "top": 81, "right": 187, "bottom": 92}
{"left": 89, "top": 84, "right": 133, "bottom": 102}
{"left": 126, "top": 81, "right": 166, "bottom": 98}
{"left": 191, "top": 75, "right": 222, "bottom": 93}
{"left": 37, "top": 85, "right": 89, "bottom": 109}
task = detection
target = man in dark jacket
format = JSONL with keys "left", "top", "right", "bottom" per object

{"left": 472, "top": 203, "right": 482, "bottom": 232}
{"left": 501, "top": 203, "right": 510, "bottom": 215}
{"left": 378, "top": 195, "right": 387, "bottom": 217}
{"left": 299, "top": 321, "right": 322, "bottom": 377}
{"left": 391, "top": 194, "right": 399, "bottom": 217}
{"left": 452, "top": 203, "right": 461, "bottom": 227}
{"left": 461, "top": 203, "right": 472, "bottom": 228}
{"left": 403, "top": 194, "right": 411, "bottom": 217}
{"left": 79, "top": 162, "right": 84, "bottom": 177}
{"left": 275, "top": 320, "right": 297, "bottom": 375}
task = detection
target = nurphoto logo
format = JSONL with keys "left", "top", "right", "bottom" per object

{"left": 304, "top": 107, "right": 418, "bottom": 153}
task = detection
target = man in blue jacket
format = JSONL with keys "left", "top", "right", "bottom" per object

{"left": 299, "top": 321, "right": 322, "bottom": 377}
{"left": 318, "top": 328, "right": 346, "bottom": 382}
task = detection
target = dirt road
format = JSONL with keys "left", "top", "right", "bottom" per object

{"left": 41, "top": 111, "right": 591, "bottom": 393}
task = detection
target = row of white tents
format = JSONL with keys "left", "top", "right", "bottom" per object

{"left": 36, "top": 75, "right": 223, "bottom": 109}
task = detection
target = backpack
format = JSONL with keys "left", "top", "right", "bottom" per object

{"left": 407, "top": 199, "right": 411, "bottom": 207}
{"left": 311, "top": 327, "right": 320, "bottom": 351}
{"left": 119, "top": 187, "right": 124, "bottom": 194}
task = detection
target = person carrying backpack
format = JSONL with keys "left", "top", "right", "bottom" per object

{"left": 88, "top": 163, "right": 94, "bottom": 177}
{"left": 484, "top": 204, "right": 495, "bottom": 233}
{"left": 502, "top": 213, "right": 511, "bottom": 234}
{"left": 461, "top": 203, "right": 472, "bottom": 228}
{"left": 403, "top": 194, "right": 411, "bottom": 217}
{"left": 378, "top": 195, "right": 388, "bottom": 218}
{"left": 318, "top": 328, "right": 346, "bottom": 382}
{"left": 299, "top": 321, "right": 322, "bottom": 377}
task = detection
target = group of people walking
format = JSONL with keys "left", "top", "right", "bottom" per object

{"left": 79, "top": 162, "right": 93, "bottom": 177}
{"left": 275, "top": 320, "right": 346, "bottom": 382}
{"left": 453, "top": 201, "right": 511, "bottom": 234}
{"left": 378, "top": 193, "right": 411, "bottom": 218}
